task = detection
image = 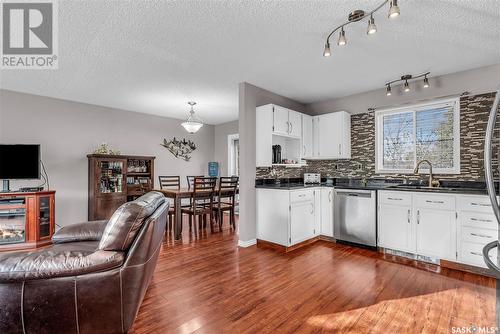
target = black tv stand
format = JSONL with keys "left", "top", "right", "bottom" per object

{"left": 2, "top": 180, "right": 9, "bottom": 192}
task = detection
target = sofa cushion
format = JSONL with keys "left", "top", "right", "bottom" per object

{"left": 98, "top": 191, "right": 165, "bottom": 251}
{"left": 52, "top": 220, "right": 108, "bottom": 244}
{"left": 0, "top": 247, "right": 124, "bottom": 282}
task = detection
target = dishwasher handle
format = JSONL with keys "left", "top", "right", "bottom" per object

{"left": 335, "top": 190, "right": 373, "bottom": 198}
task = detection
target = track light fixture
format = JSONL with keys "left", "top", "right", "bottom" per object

{"left": 385, "top": 72, "right": 431, "bottom": 97}
{"left": 323, "top": 0, "right": 400, "bottom": 57}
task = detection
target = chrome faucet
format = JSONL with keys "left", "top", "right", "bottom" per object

{"left": 414, "top": 160, "right": 440, "bottom": 188}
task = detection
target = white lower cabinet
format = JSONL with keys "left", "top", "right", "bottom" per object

{"left": 257, "top": 188, "right": 320, "bottom": 247}
{"left": 378, "top": 191, "right": 499, "bottom": 268}
{"left": 320, "top": 188, "right": 334, "bottom": 237}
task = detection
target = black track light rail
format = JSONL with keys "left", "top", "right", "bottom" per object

{"left": 385, "top": 72, "right": 431, "bottom": 87}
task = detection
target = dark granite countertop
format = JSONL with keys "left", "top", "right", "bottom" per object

{"left": 255, "top": 178, "right": 495, "bottom": 195}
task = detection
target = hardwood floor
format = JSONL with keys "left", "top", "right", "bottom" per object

{"left": 130, "top": 216, "right": 496, "bottom": 334}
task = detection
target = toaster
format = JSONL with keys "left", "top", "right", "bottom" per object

{"left": 304, "top": 173, "right": 321, "bottom": 184}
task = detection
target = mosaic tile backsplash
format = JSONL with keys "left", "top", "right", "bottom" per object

{"left": 256, "top": 92, "right": 499, "bottom": 182}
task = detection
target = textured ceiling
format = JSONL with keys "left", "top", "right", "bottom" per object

{"left": 1, "top": 0, "right": 499, "bottom": 124}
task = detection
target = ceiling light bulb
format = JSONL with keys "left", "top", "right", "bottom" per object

{"left": 423, "top": 76, "right": 430, "bottom": 88}
{"left": 323, "top": 42, "right": 331, "bottom": 57}
{"left": 367, "top": 16, "right": 377, "bottom": 35}
{"left": 388, "top": 0, "right": 400, "bottom": 18}
{"left": 386, "top": 85, "right": 392, "bottom": 96}
{"left": 338, "top": 28, "right": 347, "bottom": 46}
{"left": 404, "top": 80, "right": 410, "bottom": 92}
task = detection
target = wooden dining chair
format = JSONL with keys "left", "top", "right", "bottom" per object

{"left": 212, "top": 177, "right": 238, "bottom": 230}
{"left": 186, "top": 175, "right": 204, "bottom": 190}
{"left": 181, "top": 177, "right": 217, "bottom": 232}
{"left": 158, "top": 176, "right": 180, "bottom": 230}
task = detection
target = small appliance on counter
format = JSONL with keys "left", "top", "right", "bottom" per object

{"left": 272, "top": 145, "right": 282, "bottom": 164}
{"left": 304, "top": 173, "right": 321, "bottom": 185}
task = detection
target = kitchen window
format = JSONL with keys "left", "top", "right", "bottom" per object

{"left": 375, "top": 98, "right": 460, "bottom": 174}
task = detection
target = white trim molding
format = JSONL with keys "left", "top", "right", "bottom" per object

{"left": 238, "top": 239, "right": 256, "bottom": 248}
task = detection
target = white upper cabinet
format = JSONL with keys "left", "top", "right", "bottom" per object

{"left": 302, "top": 114, "right": 314, "bottom": 159}
{"left": 312, "top": 111, "right": 351, "bottom": 159}
{"left": 288, "top": 110, "right": 302, "bottom": 138}
{"left": 272, "top": 105, "right": 290, "bottom": 135}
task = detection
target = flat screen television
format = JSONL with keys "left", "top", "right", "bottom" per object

{"left": 0, "top": 144, "right": 40, "bottom": 179}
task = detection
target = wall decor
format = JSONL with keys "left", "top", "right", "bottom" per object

{"left": 93, "top": 142, "right": 121, "bottom": 155}
{"left": 161, "top": 137, "right": 196, "bottom": 161}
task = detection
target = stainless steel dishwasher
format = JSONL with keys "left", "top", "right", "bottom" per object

{"left": 334, "top": 189, "right": 377, "bottom": 247}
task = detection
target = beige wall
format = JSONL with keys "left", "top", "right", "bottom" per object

{"left": 0, "top": 89, "right": 215, "bottom": 227}
{"left": 214, "top": 120, "right": 238, "bottom": 176}
{"left": 238, "top": 82, "right": 306, "bottom": 244}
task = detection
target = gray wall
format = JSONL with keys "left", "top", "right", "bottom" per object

{"left": 214, "top": 120, "right": 238, "bottom": 176}
{"left": 0, "top": 89, "right": 215, "bottom": 227}
{"left": 308, "top": 64, "right": 500, "bottom": 115}
{"left": 238, "top": 82, "right": 306, "bottom": 244}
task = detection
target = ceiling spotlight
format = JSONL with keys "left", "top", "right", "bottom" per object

{"left": 323, "top": 42, "right": 331, "bottom": 57}
{"left": 367, "top": 15, "right": 377, "bottom": 35}
{"left": 404, "top": 80, "right": 410, "bottom": 92}
{"left": 388, "top": 0, "right": 400, "bottom": 19}
{"left": 423, "top": 76, "right": 430, "bottom": 88}
{"left": 386, "top": 85, "right": 392, "bottom": 96}
{"left": 338, "top": 27, "right": 347, "bottom": 46}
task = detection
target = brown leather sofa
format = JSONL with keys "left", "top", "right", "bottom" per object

{"left": 0, "top": 191, "right": 168, "bottom": 334}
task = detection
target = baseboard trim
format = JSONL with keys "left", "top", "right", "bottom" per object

{"left": 238, "top": 239, "right": 257, "bottom": 248}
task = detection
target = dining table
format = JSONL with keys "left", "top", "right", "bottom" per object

{"left": 155, "top": 187, "right": 238, "bottom": 240}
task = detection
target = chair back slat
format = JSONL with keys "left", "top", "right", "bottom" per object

{"left": 187, "top": 175, "right": 204, "bottom": 190}
{"left": 192, "top": 177, "right": 217, "bottom": 206}
{"left": 218, "top": 176, "right": 238, "bottom": 201}
{"left": 158, "top": 176, "right": 180, "bottom": 190}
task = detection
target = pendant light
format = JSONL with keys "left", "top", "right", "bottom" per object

{"left": 181, "top": 102, "right": 204, "bottom": 134}
{"left": 323, "top": 42, "right": 331, "bottom": 57}
{"left": 338, "top": 27, "right": 347, "bottom": 46}
{"left": 404, "top": 80, "right": 410, "bottom": 92}
{"left": 386, "top": 85, "right": 392, "bottom": 96}
{"left": 367, "top": 15, "right": 377, "bottom": 35}
{"left": 423, "top": 76, "right": 430, "bottom": 88}
{"left": 388, "top": 0, "right": 400, "bottom": 19}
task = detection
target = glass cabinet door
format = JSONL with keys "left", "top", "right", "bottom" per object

{"left": 99, "top": 160, "right": 125, "bottom": 194}
{"left": 38, "top": 196, "right": 51, "bottom": 238}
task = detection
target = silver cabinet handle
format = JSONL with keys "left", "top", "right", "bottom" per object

{"left": 417, "top": 210, "right": 420, "bottom": 224}
{"left": 426, "top": 200, "right": 444, "bottom": 204}
{"left": 387, "top": 197, "right": 403, "bottom": 201}
{"left": 298, "top": 194, "right": 306, "bottom": 198}
{"left": 303, "top": 145, "right": 306, "bottom": 156}
{"left": 470, "top": 232, "right": 493, "bottom": 239}
{"left": 329, "top": 191, "right": 332, "bottom": 202}
{"left": 470, "top": 217, "right": 493, "bottom": 223}
{"left": 310, "top": 203, "right": 314, "bottom": 214}
{"left": 471, "top": 202, "right": 491, "bottom": 207}
{"left": 407, "top": 209, "right": 411, "bottom": 224}
{"left": 338, "top": 144, "right": 341, "bottom": 155}
{"left": 290, "top": 122, "right": 293, "bottom": 134}
{"left": 470, "top": 251, "right": 483, "bottom": 256}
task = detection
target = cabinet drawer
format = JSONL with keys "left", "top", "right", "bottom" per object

{"left": 461, "top": 226, "right": 497, "bottom": 244}
{"left": 290, "top": 189, "right": 314, "bottom": 203}
{"left": 379, "top": 191, "right": 411, "bottom": 206}
{"left": 414, "top": 194, "right": 455, "bottom": 211}
{"left": 458, "top": 195, "right": 496, "bottom": 213}
{"left": 460, "top": 241, "right": 497, "bottom": 268}
{"left": 459, "top": 211, "right": 498, "bottom": 230}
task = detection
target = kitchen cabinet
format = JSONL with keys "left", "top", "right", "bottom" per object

{"left": 272, "top": 106, "right": 289, "bottom": 135}
{"left": 314, "top": 188, "right": 321, "bottom": 236}
{"left": 377, "top": 192, "right": 414, "bottom": 252}
{"left": 257, "top": 188, "right": 318, "bottom": 247}
{"left": 415, "top": 206, "right": 456, "bottom": 261}
{"left": 302, "top": 114, "right": 314, "bottom": 159}
{"left": 288, "top": 110, "right": 302, "bottom": 138}
{"left": 312, "top": 111, "right": 351, "bottom": 159}
{"left": 320, "top": 188, "right": 334, "bottom": 237}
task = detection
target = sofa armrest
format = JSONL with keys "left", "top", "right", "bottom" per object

{"left": 52, "top": 220, "right": 108, "bottom": 244}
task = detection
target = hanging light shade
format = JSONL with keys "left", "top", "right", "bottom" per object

{"left": 388, "top": 0, "right": 400, "bottom": 18}
{"left": 386, "top": 85, "right": 392, "bottom": 96}
{"left": 181, "top": 102, "right": 204, "bottom": 134}
{"left": 323, "top": 42, "right": 331, "bottom": 57}
{"left": 404, "top": 80, "right": 410, "bottom": 92}
{"left": 338, "top": 27, "right": 347, "bottom": 46}
{"left": 367, "top": 15, "right": 377, "bottom": 35}
{"left": 423, "top": 76, "right": 430, "bottom": 88}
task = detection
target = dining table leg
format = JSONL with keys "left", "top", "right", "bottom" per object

{"left": 174, "top": 196, "right": 182, "bottom": 240}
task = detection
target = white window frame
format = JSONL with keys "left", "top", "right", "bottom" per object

{"left": 227, "top": 133, "right": 239, "bottom": 176}
{"left": 375, "top": 97, "right": 461, "bottom": 175}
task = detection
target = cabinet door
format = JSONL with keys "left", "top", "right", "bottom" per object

{"left": 317, "top": 113, "right": 338, "bottom": 158}
{"left": 302, "top": 114, "right": 313, "bottom": 158}
{"left": 320, "top": 188, "right": 334, "bottom": 237}
{"left": 288, "top": 110, "right": 302, "bottom": 138}
{"left": 273, "top": 106, "right": 289, "bottom": 135}
{"left": 314, "top": 189, "right": 321, "bottom": 236}
{"left": 378, "top": 204, "right": 414, "bottom": 252}
{"left": 313, "top": 116, "right": 320, "bottom": 157}
{"left": 290, "top": 201, "right": 315, "bottom": 245}
{"left": 416, "top": 208, "right": 456, "bottom": 260}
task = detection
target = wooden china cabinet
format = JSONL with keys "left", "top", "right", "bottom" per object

{"left": 87, "top": 154, "right": 155, "bottom": 220}
{"left": 0, "top": 190, "right": 56, "bottom": 252}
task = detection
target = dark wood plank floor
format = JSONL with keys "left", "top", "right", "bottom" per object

{"left": 130, "top": 216, "right": 496, "bottom": 334}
